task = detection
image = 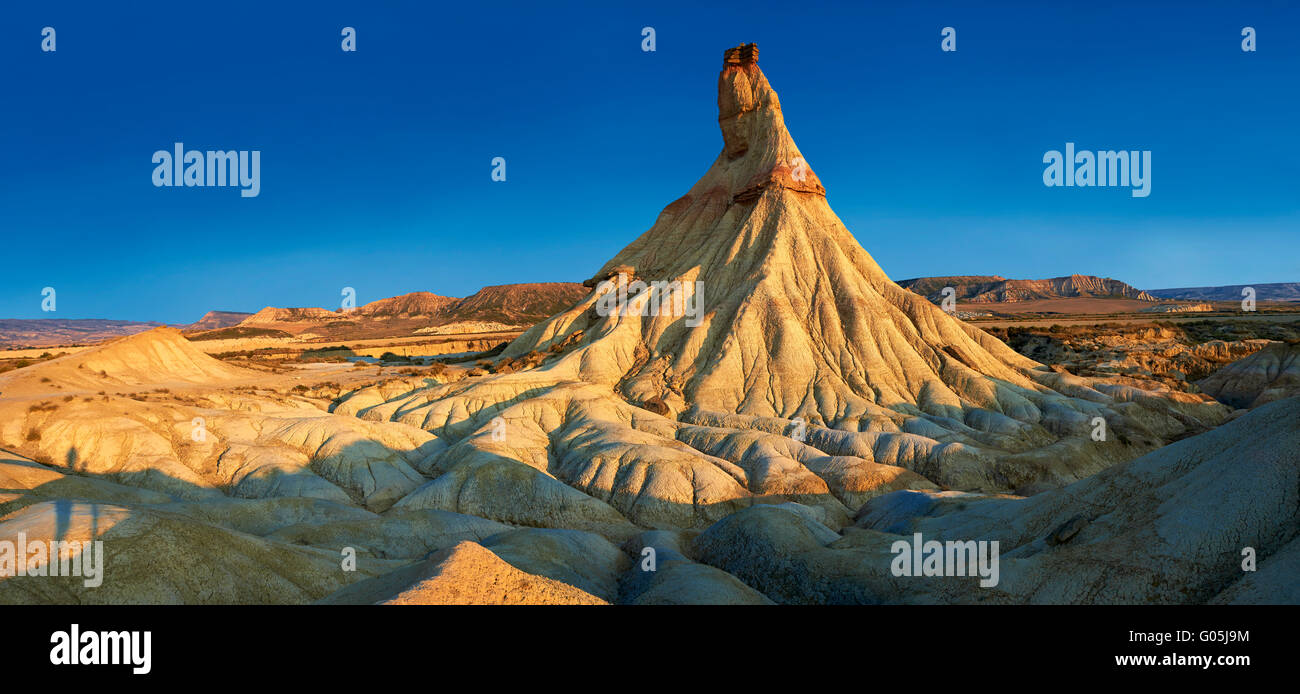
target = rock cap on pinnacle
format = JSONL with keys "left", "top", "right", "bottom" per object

{"left": 723, "top": 43, "right": 759, "bottom": 66}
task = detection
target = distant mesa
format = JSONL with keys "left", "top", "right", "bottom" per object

{"left": 0, "top": 319, "right": 164, "bottom": 349}
{"left": 182, "top": 310, "right": 253, "bottom": 332}
{"left": 241, "top": 306, "right": 342, "bottom": 325}
{"left": 1147, "top": 282, "right": 1300, "bottom": 303}
{"left": 446, "top": 283, "right": 592, "bottom": 326}
{"left": 0, "top": 312, "right": 251, "bottom": 350}
{"left": 0, "top": 284, "right": 589, "bottom": 350}
{"left": 204, "top": 282, "right": 589, "bottom": 340}
{"left": 896, "top": 274, "right": 1158, "bottom": 304}
{"left": 352, "top": 291, "right": 459, "bottom": 319}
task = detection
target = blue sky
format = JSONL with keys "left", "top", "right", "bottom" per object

{"left": 1, "top": 1, "right": 1296, "bottom": 323}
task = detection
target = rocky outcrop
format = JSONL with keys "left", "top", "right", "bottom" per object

{"left": 992, "top": 324, "right": 1275, "bottom": 391}
{"left": 1199, "top": 341, "right": 1300, "bottom": 408}
{"left": 182, "top": 311, "right": 254, "bottom": 332}
{"left": 241, "top": 306, "right": 340, "bottom": 324}
{"left": 897, "top": 274, "right": 1159, "bottom": 304}
{"left": 1140, "top": 303, "right": 1214, "bottom": 313}
{"left": 354, "top": 291, "right": 459, "bottom": 318}
{"left": 2, "top": 44, "right": 1287, "bottom": 606}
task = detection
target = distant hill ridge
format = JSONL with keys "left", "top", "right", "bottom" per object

{"left": 184, "top": 311, "right": 254, "bottom": 332}
{"left": 237, "top": 282, "right": 589, "bottom": 330}
{"left": 1147, "top": 282, "right": 1300, "bottom": 302}
{"left": 897, "top": 274, "right": 1158, "bottom": 303}
{"left": 0, "top": 319, "right": 164, "bottom": 349}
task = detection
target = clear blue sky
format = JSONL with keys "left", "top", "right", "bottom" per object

{"left": 2, "top": 1, "right": 1297, "bottom": 323}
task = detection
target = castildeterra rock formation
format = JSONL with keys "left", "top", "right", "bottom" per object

{"left": 0, "top": 45, "right": 1293, "bottom": 605}
{"left": 897, "top": 274, "right": 1159, "bottom": 304}
{"left": 333, "top": 43, "right": 1234, "bottom": 534}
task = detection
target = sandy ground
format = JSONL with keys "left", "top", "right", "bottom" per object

{"left": 961, "top": 298, "right": 1159, "bottom": 314}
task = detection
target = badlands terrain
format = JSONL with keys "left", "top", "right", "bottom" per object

{"left": 1, "top": 45, "right": 1297, "bottom": 605}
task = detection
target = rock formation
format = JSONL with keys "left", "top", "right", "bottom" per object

{"left": 2, "top": 45, "right": 1292, "bottom": 606}
{"left": 898, "top": 274, "right": 1159, "bottom": 304}
{"left": 1140, "top": 303, "right": 1214, "bottom": 313}
{"left": 333, "top": 44, "right": 1229, "bottom": 537}
{"left": 1198, "top": 341, "right": 1300, "bottom": 408}
{"left": 990, "top": 323, "right": 1273, "bottom": 391}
